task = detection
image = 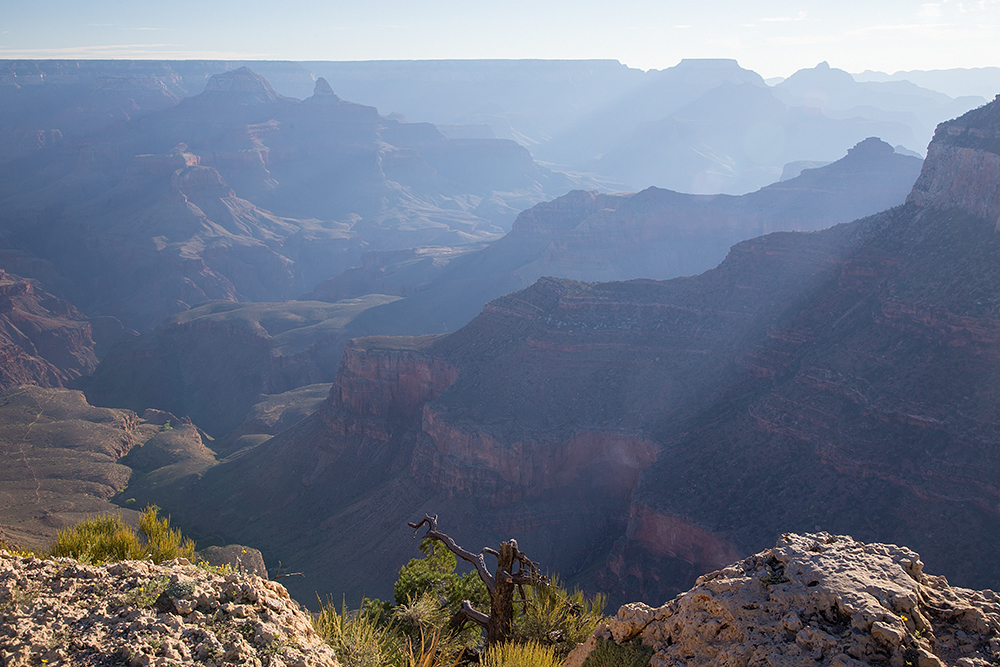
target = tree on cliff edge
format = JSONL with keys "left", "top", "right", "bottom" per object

{"left": 407, "top": 514, "right": 548, "bottom": 646}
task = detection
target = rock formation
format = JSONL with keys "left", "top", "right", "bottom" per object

{"left": 0, "top": 65, "right": 578, "bottom": 331}
{"left": 547, "top": 59, "right": 980, "bottom": 194}
{"left": 570, "top": 533, "right": 1000, "bottom": 667}
{"left": 907, "top": 94, "right": 1000, "bottom": 227}
{"left": 124, "top": 96, "right": 1000, "bottom": 608}
{"left": 318, "top": 138, "right": 922, "bottom": 336}
{"left": 83, "top": 297, "right": 400, "bottom": 437}
{"left": 0, "top": 270, "right": 100, "bottom": 389}
{"left": 0, "top": 551, "right": 339, "bottom": 666}
{"left": 0, "top": 385, "right": 214, "bottom": 551}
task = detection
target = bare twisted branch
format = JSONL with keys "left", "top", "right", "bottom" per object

{"left": 408, "top": 514, "right": 497, "bottom": 593}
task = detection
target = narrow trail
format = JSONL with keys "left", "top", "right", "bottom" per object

{"left": 5, "top": 387, "right": 47, "bottom": 506}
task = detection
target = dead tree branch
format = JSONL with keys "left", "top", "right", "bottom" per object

{"left": 407, "top": 514, "right": 549, "bottom": 646}
{"left": 408, "top": 514, "right": 496, "bottom": 593}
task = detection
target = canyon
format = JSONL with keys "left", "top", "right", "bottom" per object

{"left": 326, "top": 136, "right": 922, "bottom": 337}
{"left": 1, "top": 58, "right": 999, "bottom": 630}
{"left": 0, "top": 269, "right": 113, "bottom": 391}
{"left": 82, "top": 138, "right": 922, "bottom": 437}
{"left": 98, "top": 95, "right": 1000, "bottom": 610}
{"left": 0, "top": 65, "right": 578, "bottom": 332}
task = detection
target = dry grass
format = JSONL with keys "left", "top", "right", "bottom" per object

{"left": 481, "top": 640, "right": 559, "bottom": 667}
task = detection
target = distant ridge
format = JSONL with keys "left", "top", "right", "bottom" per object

{"left": 133, "top": 97, "right": 1000, "bottom": 606}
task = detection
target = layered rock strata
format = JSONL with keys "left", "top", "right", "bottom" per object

{"left": 908, "top": 95, "right": 1000, "bottom": 227}
{"left": 0, "top": 270, "right": 99, "bottom": 389}
{"left": 120, "top": 97, "right": 1000, "bottom": 609}
{"left": 334, "top": 138, "right": 922, "bottom": 337}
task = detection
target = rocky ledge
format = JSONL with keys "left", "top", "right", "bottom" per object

{"left": 0, "top": 551, "right": 338, "bottom": 667}
{"left": 570, "top": 533, "right": 1000, "bottom": 667}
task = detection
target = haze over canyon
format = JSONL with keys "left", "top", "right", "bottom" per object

{"left": 1, "top": 56, "right": 1000, "bottom": 634}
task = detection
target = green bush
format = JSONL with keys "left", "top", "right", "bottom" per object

{"left": 314, "top": 596, "right": 404, "bottom": 667}
{"left": 138, "top": 505, "right": 196, "bottom": 563}
{"left": 481, "top": 639, "right": 559, "bottom": 667}
{"left": 394, "top": 538, "right": 489, "bottom": 614}
{"left": 47, "top": 506, "right": 195, "bottom": 565}
{"left": 581, "top": 637, "right": 653, "bottom": 667}
{"left": 316, "top": 534, "right": 609, "bottom": 665}
{"left": 515, "top": 576, "right": 607, "bottom": 659}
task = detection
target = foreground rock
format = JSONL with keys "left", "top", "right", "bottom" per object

{"left": 574, "top": 533, "right": 999, "bottom": 667}
{"left": 0, "top": 551, "right": 339, "bottom": 667}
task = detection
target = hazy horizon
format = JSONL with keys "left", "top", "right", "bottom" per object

{"left": 3, "top": 0, "right": 998, "bottom": 79}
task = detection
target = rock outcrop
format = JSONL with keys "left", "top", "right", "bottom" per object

{"left": 0, "top": 385, "right": 214, "bottom": 551}
{"left": 571, "top": 533, "right": 999, "bottom": 667}
{"left": 0, "top": 270, "right": 99, "bottom": 390}
{"left": 202, "top": 66, "right": 280, "bottom": 102}
{"left": 0, "top": 551, "right": 338, "bottom": 666}
{"left": 907, "top": 95, "right": 1000, "bottom": 227}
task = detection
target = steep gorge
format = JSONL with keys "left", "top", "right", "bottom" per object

{"left": 0, "top": 270, "right": 102, "bottom": 390}
{"left": 131, "top": 97, "right": 1000, "bottom": 610}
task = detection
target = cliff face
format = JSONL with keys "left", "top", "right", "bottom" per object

{"left": 907, "top": 95, "right": 1000, "bottom": 227}
{"left": 84, "top": 297, "right": 400, "bottom": 437}
{"left": 330, "top": 339, "right": 458, "bottom": 421}
{"left": 336, "top": 138, "right": 922, "bottom": 337}
{"left": 127, "top": 97, "right": 1000, "bottom": 609}
{"left": 0, "top": 270, "right": 99, "bottom": 390}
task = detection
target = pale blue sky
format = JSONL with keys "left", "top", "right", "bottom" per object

{"left": 1, "top": 0, "right": 997, "bottom": 77}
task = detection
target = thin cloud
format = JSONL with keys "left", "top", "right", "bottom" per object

{"left": 86, "top": 23, "right": 168, "bottom": 32}
{"left": 0, "top": 44, "right": 278, "bottom": 59}
{"left": 848, "top": 22, "right": 954, "bottom": 34}
{"left": 769, "top": 20, "right": 987, "bottom": 48}
{"left": 760, "top": 12, "right": 809, "bottom": 22}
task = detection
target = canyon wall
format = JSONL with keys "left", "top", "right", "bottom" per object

{"left": 0, "top": 270, "right": 99, "bottom": 389}
{"left": 908, "top": 97, "right": 1000, "bottom": 226}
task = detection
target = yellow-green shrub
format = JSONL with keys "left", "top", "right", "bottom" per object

{"left": 515, "top": 577, "right": 607, "bottom": 658}
{"left": 313, "top": 596, "right": 404, "bottom": 667}
{"left": 47, "top": 506, "right": 194, "bottom": 564}
{"left": 481, "top": 640, "right": 559, "bottom": 667}
{"left": 138, "top": 505, "right": 195, "bottom": 563}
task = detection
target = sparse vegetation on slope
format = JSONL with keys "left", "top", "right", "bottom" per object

{"left": 314, "top": 525, "right": 606, "bottom": 666}
{"left": 579, "top": 638, "right": 653, "bottom": 667}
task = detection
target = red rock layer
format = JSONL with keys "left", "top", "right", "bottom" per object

{"left": 0, "top": 270, "right": 97, "bottom": 389}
